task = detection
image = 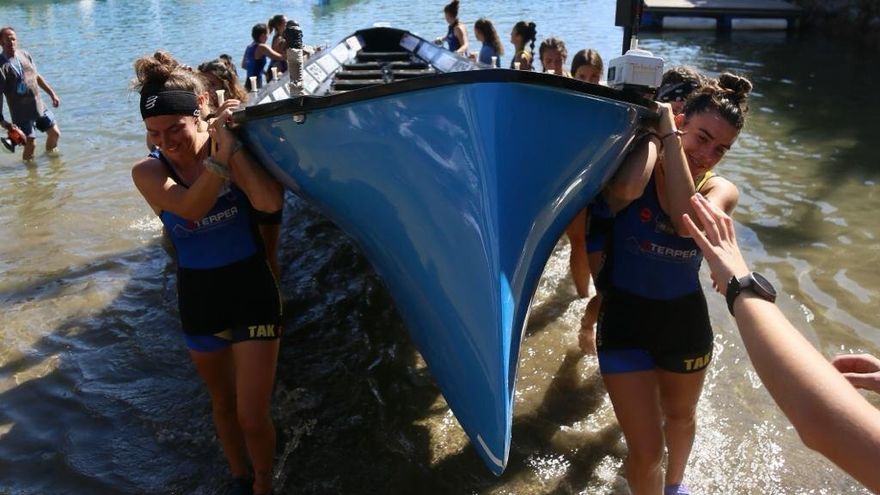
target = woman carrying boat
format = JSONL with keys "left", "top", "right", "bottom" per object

{"left": 131, "top": 51, "right": 284, "bottom": 495}
{"left": 580, "top": 64, "right": 702, "bottom": 353}
{"left": 473, "top": 17, "right": 503, "bottom": 67}
{"left": 596, "top": 74, "right": 751, "bottom": 495}
{"left": 242, "top": 23, "right": 285, "bottom": 91}
{"left": 509, "top": 20, "right": 536, "bottom": 71}
{"left": 441, "top": 0, "right": 468, "bottom": 55}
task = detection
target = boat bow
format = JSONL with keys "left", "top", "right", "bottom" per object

{"left": 236, "top": 67, "right": 655, "bottom": 474}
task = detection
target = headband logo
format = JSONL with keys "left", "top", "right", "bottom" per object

{"left": 144, "top": 95, "right": 158, "bottom": 110}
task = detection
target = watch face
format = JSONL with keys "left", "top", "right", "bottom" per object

{"left": 751, "top": 272, "right": 777, "bottom": 299}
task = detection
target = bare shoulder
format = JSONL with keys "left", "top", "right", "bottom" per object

{"left": 701, "top": 175, "right": 739, "bottom": 214}
{"left": 131, "top": 156, "right": 169, "bottom": 189}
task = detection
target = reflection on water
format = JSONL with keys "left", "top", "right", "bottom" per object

{"left": 0, "top": 0, "right": 877, "bottom": 493}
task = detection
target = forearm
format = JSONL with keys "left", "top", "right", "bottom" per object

{"left": 734, "top": 294, "right": 880, "bottom": 491}
{"left": 661, "top": 136, "right": 697, "bottom": 231}
{"left": 37, "top": 76, "right": 56, "bottom": 98}
{"left": 172, "top": 171, "right": 228, "bottom": 220}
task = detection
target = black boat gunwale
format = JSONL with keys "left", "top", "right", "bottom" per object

{"left": 234, "top": 69, "right": 659, "bottom": 125}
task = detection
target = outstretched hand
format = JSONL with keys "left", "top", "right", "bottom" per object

{"left": 681, "top": 193, "right": 750, "bottom": 294}
{"left": 832, "top": 354, "right": 880, "bottom": 394}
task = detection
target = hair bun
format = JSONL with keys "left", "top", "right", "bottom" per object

{"left": 718, "top": 73, "right": 752, "bottom": 100}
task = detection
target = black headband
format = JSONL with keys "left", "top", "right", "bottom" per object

{"left": 656, "top": 80, "right": 699, "bottom": 103}
{"left": 140, "top": 88, "right": 200, "bottom": 120}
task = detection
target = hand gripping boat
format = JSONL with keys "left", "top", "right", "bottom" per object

{"left": 234, "top": 26, "right": 657, "bottom": 474}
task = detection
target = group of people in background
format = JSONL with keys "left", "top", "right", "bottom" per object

{"left": 439, "top": 0, "right": 604, "bottom": 82}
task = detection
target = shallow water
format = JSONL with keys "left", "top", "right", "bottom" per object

{"left": 0, "top": 1, "right": 878, "bottom": 494}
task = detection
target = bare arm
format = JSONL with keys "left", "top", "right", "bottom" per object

{"left": 212, "top": 108, "right": 283, "bottom": 213}
{"left": 454, "top": 24, "right": 469, "bottom": 54}
{"left": 36, "top": 74, "right": 59, "bottom": 107}
{"left": 131, "top": 156, "right": 226, "bottom": 220}
{"left": 603, "top": 133, "right": 660, "bottom": 213}
{"left": 656, "top": 103, "right": 697, "bottom": 234}
{"left": 683, "top": 193, "right": 880, "bottom": 493}
{"left": 255, "top": 43, "right": 286, "bottom": 62}
{"left": 0, "top": 75, "right": 8, "bottom": 128}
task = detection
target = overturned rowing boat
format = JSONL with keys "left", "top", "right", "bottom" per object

{"left": 234, "top": 26, "right": 656, "bottom": 474}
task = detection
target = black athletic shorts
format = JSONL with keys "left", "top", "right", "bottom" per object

{"left": 177, "top": 254, "right": 282, "bottom": 338}
{"left": 596, "top": 288, "right": 713, "bottom": 374}
{"left": 254, "top": 208, "right": 283, "bottom": 225}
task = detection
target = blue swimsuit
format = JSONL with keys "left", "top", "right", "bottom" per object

{"left": 445, "top": 23, "right": 461, "bottom": 52}
{"left": 244, "top": 42, "right": 267, "bottom": 89}
{"left": 596, "top": 174, "right": 714, "bottom": 374}
{"left": 151, "top": 150, "right": 281, "bottom": 350}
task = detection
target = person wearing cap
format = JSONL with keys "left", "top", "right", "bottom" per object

{"left": 0, "top": 26, "right": 61, "bottom": 161}
{"left": 131, "top": 50, "right": 283, "bottom": 495}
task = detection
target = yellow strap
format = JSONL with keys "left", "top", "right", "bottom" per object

{"left": 695, "top": 170, "right": 716, "bottom": 192}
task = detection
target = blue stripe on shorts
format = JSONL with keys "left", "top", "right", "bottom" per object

{"left": 598, "top": 348, "right": 655, "bottom": 374}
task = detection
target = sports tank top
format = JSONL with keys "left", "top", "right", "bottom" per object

{"left": 445, "top": 23, "right": 461, "bottom": 52}
{"left": 608, "top": 174, "right": 703, "bottom": 299}
{"left": 152, "top": 150, "right": 261, "bottom": 270}
{"left": 244, "top": 42, "right": 267, "bottom": 83}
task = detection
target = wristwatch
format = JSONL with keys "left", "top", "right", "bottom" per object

{"left": 726, "top": 272, "right": 777, "bottom": 316}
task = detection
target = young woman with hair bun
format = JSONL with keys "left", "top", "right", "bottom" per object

{"left": 442, "top": 0, "right": 468, "bottom": 55}
{"left": 592, "top": 73, "right": 753, "bottom": 495}
{"left": 131, "top": 50, "right": 284, "bottom": 495}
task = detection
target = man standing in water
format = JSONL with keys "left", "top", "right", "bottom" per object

{"left": 0, "top": 26, "right": 61, "bottom": 161}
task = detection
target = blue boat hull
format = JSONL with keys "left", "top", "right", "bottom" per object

{"left": 238, "top": 70, "right": 652, "bottom": 474}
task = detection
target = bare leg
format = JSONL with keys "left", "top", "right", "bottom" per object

{"left": 566, "top": 208, "right": 591, "bottom": 298}
{"left": 23, "top": 137, "right": 35, "bottom": 161}
{"left": 45, "top": 125, "right": 60, "bottom": 152}
{"left": 658, "top": 368, "right": 707, "bottom": 487}
{"left": 190, "top": 348, "right": 250, "bottom": 478}
{"left": 579, "top": 293, "right": 603, "bottom": 354}
{"left": 233, "top": 339, "right": 280, "bottom": 494}
{"left": 603, "top": 370, "right": 664, "bottom": 495}
{"left": 258, "top": 223, "right": 281, "bottom": 279}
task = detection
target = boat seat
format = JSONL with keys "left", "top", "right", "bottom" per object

{"left": 335, "top": 68, "right": 437, "bottom": 79}
{"left": 343, "top": 61, "right": 431, "bottom": 70}
{"left": 332, "top": 79, "right": 389, "bottom": 89}
{"left": 356, "top": 51, "right": 413, "bottom": 61}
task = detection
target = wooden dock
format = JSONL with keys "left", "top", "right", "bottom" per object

{"left": 640, "top": 0, "right": 802, "bottom": 31}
